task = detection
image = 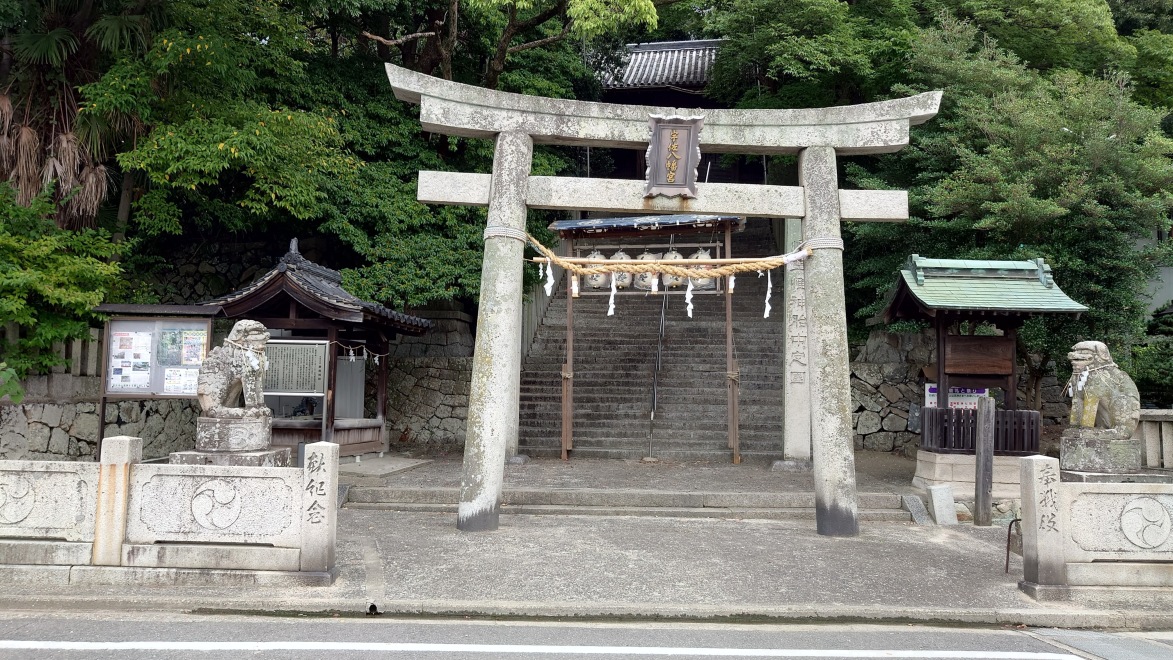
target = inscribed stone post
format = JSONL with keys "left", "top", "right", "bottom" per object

{"left": 783, "top": 217, "right": 811, "bottom": 462}
{"left": 1020, "top": 455, "right": 1067, "bottom": 594}
{"left": 459, "top": 130, "right": 533, "bottom": 532}
{"left": 92, "top": 435, "right": 141, "bottom": 566}
{"left": 800, "top": 146, "right": 860, "bottom": 537}
{"left": 300, "top": 441, "right": 338, "bottom": 573}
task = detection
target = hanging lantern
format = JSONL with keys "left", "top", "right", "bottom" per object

{"left": 610, "top": 250, "right": 633, "bottom": 289}
{"left": 689, "top": 248, "right": 716, "bottom": 290}
{"left": 661, "top": 248, "right": 685, "bottom": 289}
{"left": 634, "top": 250, "right": 661, "bottom": 291}
{"left": 585, "top": 250, "right": 608, "bottom": 289}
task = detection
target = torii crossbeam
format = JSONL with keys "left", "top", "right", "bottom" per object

{"left": 384, "top": 63, "right": 941, "bottom": 536}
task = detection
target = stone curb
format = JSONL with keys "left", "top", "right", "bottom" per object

{"left": 1, "top": 594, "right": 1169, "bottom": 630}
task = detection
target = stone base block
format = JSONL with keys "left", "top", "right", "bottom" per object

{"left": 1019, "top": 580, "right": 1071, "bottom": 601}
{"left": 1061, "top": 469, "right": 1173, "bottom": 484}
{"left": 1067, "top": 562, "right": 1173, "bottom": 587}
{"left": 913, "top": 450, "right": 1023, "bottom": 500}
{"left": 68, "top": 564, "right": 335, "bottom": 587}
{"left": 771, "top": 459, "right": 813, "bottom": 473}
{"left": 0, "top": 540, "right": 92, "bottom": 566}
{"left": 122, "top": 544, "right": 300, "bottom": 572}
{"left": 196, "top": 416, "right": 272, "bottom": 452}
{"left": 1060, "top": 427, "right": 1142, "bottom": 472}
{"left": 169, "top": 447, "right": 291, "bottom": 467}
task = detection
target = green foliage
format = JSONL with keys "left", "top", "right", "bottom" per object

{"left": 1127, "top": 28, "right": 1173, "bottom": 108}
{"left": 941, "top": 0, "right": 1134, "bottom": 73}
{"left": 703, "top": 0, "right": 917, "bottom": 107}
{"left": 0, "top": 186, "right": 121, "bottom": 377}
{"left": 845, "top": 15, "right": 1173, "bottom": 372}
{"left": 0, "top": 362, "right": 22, "bottom": 404}
{"left": 465, "top": 0, "right": 658, "bottom": 38}
{"left": 79, "top": 0, "right": 352, "bottom": 236}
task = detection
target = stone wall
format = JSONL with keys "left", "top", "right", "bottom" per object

{"left": 1, "top": 373, "right": 198, "bottom": 462}
{"left": 385, "top": 357, "right": 473, "bottom": 448}
{"left": 851, "top": 329, "right": 1070, "bottom": 457}
{"left": 138, "top": 240, "right": 277, "bottom": 304}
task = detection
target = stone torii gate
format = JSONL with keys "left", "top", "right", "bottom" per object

{"left": 384, "top": 64, "right": 941, "bottom": 536}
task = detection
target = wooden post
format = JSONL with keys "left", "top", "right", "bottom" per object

{"left": 376, "top": 331, "right": 389, "bottom": 450}
{"left": 561, "top": 241, "right": 574, "bottom": 461}
{"left": 725, "top": 223, "right": 739, "bottom": 463}
{"left": 325, "top": 326, "right": 338, "bottom": 444}
{"left": 936, "top": 317, "right": 948, "bottom": 409}
{"left": 975, "top": 395, "right": 995, "bottom": 527}
{"left": 1007, "top": 326, "right": 1018, "bottom": 411}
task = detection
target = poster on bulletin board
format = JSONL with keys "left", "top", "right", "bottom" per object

{"left": 104, "top": 318, "right": 212, "bottom": 397}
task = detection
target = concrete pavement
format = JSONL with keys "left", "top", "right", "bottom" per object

{"left": 2, "top": 452, "right": 1172, "bottom": 630}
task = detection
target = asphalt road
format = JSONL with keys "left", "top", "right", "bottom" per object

{"left": 1, "top": 612, "right": 1171, "bottom": 659}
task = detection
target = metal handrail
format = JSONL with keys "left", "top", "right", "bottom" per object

{"left": 647, "top": 288, "right": 668, "bottom": 457}
{"left": 651, "top": 291, "right": 667, "bottom": 421}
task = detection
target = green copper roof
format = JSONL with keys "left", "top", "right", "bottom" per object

{"left": 884, "top": 254, "right": 1087, "bottom": 320}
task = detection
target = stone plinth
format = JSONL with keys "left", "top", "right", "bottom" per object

{"left": 913, "top": 450, "right": 1024, "bottom": 500}
{"left": 169, "top": 447, "right": 290, "bottom": 467}
{"left": 196, "top": 416, "right": 271, "bottom": 452}
{"left": 1060, "top": 427, "right": 1141, "bottom": 473}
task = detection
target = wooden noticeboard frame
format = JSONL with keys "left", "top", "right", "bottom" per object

{"left": 97, "top": 315, "right": 215, "bottom": 458}
{"left": 100, "top": 317, "right": 214, "bottom": 399}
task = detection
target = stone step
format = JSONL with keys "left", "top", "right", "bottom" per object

{"left": 346, "top": 486, "right": 902, "bottom": 509}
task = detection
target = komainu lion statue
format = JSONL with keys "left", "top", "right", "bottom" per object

{"left": 1066, "top": 340, "right": 1140, "bottom": 438}
{"left": 197, "top": 320, "right": 271, "bottom": 419}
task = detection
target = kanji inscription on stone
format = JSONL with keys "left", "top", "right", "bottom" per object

{"left": 645, "top": 115, "right": 703, "bottom": 198}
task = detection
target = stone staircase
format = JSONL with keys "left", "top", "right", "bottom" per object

{"left": 518, "top": 223, "right": 787, "bottom": 462}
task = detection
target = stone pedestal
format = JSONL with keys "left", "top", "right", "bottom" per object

{"left": 169, "top": 447, "right": 290, "bottom": 467}
{"left": 1060, "top": 427, "right": 1142, "bottom": 473}
{"left": 171, "top": 416, "right": 289, "bottom": 467}
{"left": 195, "top": 416, "right": 271, "bottom": 451}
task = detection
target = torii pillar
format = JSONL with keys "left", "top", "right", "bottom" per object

{"left": 383, "top": 63, "right": 941, "bottom": 534}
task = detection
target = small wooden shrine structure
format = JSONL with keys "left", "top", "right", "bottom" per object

{"left": 881, "top": 255, "right": 1086, "bottom": 455}
{"left": 548, "top": 213, "right": 745, "bottom": 462}
{"left": 204, "top": 239, "right": 431, "bottom": 456}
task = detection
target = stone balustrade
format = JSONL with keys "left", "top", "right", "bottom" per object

{"left": 0, "top": 436, "right": 338, "bottom": 585}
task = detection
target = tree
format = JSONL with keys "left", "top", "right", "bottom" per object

{"left": 937, "top": 0, "right": 1135, "bottom": 74}
{"left": 845, "top": 15, "right": 1173, "bottom": 404}
{"left": 701, "top": 0, "right": 918, "bottom": 108}
{"left": 0, "top": 0, "right": 166, "bottom": 229}
{"left": 0, "top": 185, "right": 121, "bottom": 377}
{"left": 78, "top": 0, "right": 358, "bottom": 239}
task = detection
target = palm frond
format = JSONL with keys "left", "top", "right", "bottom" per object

{"left": 42, "top": 156, "right": 62, "bottom": 188}
{"left": 13, "top": 28, "right": 81, "bottom": 67}
{"left": 64, "top": 163, "right": 107, "bottom": 228}
{"left": 85, "top": 15, "right": 150, "bottom": 53}
{"left": 54, "top": 132, "right": 80, "bottom": 190}
{"left": 15, "top": 125, "right": 42, "bottom": 186}
{"left": 0, "top": 95, "right": 11, "bottom": 136}
{"left": 0, "top": 133, "right": 12, "bottom": 179}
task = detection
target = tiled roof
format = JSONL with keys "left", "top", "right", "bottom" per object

{"left": 883, "top": 254, "right": 1087, "bottom": 321}
{"left": 602, "top": 39, "right": 722, "bottom": 90}
{"left": 205, "top": 239, "right": 431, "bottom": 334}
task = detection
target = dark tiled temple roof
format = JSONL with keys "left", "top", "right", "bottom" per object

{"left": 602, "top": 39, "right": 722, "bottom": 90}
{"left": 205, "top": 239, "right": 431, "bottom": 335}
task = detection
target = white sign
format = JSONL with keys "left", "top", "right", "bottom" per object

{"left": 924, "top": 384, "right": 989, "bottom": 410}
{"left": 105, "top": 319, "right": 210, "bottom": 397}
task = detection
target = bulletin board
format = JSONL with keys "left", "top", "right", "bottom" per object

{"left": 103, "top": 317, "right": 213, "bottom": 398}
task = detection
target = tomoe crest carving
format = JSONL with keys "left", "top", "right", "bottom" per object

{"left": 0, "top": 474, "right": 36, "bottom": 524}
{"left": 191, "top": 479, "right": 243, "bottom": 530}
{"left": 1120, "top": 496, "right": 1172, "bottom": 549}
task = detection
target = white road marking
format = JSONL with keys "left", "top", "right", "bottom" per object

{"left": 0, "top": 640, "right": 1082, "bottom": 657}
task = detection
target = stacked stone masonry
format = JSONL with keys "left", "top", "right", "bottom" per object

{"left": 385, "top": 357, "right": 472, "bottom": 448}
